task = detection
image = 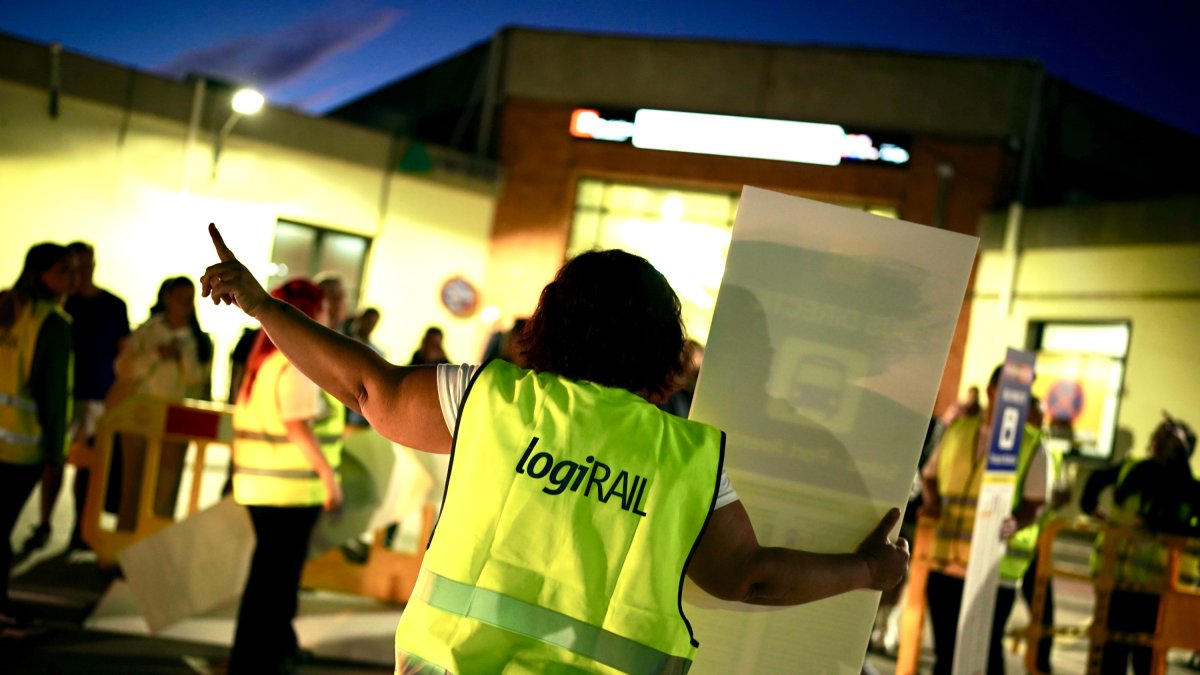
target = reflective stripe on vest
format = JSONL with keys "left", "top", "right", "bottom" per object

{"left": 0, "top": 392, "right": 38, "bottom": 413}
{"left": 231, "top": 350, "right": 343, "bottom": 506}
{"left": 0, "top": 428, "right": 41, "bottom": 447}
{"left": 395, "top": 360, "right": 723, "bottom": 673}
{"left": 233, "top": 430, "right": 344, "bottom": 445}
{"left": 232, "top": 466, "right": 319, "bottom": 479}
{"left": 416, "top": 571, "right": 691, "bottom": 675}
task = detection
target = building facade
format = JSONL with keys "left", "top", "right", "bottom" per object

{"left": 333, "top": 27, "right": 1199, "bottom": 418}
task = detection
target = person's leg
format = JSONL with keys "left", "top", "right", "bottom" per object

{"left": 988, "top": 586, "right": 1017, "bottom": 675}
{"left": 1037, "top": 576, "right": 1054, "bottom": 672}
{"left": 1127, "top": 591, "right": 1160, "bottom": 675}
{"left": 1, "top": 463, "right": 45, "bottom": 614}
{"left": 1021, "top": 552, "right": 1054, "bottom": 673}
{"left": 229, "top": 504, "right": 321, "bottom": 673}
{"left": 36, "top": 462, "right": 63, "bottom": 537}
{"left": 116, "top": 434, "right": 146, "bottom": 531}
{"left": 152, "top": 441, "right": 188, "bottom": 519}
{"left": 1099, "top": 589, "right": 1134, "bottom": 674}
{"left": 926, "top": 571, "right": 964, "bottom": 675}
{"left": 70, "top": 465, "right": 90, "bottom": 549}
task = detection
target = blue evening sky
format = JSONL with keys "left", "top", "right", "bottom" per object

{"left": 2, "top": 0, "right": 1196, "bottom": 136}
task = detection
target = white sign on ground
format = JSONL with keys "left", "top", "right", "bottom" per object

{"left": 684, "top": 186, "right": 978, "bottom": 673}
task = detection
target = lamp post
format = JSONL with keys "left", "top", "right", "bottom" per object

{"left": 212, "top": 87, "right": 264, "bottom": 178}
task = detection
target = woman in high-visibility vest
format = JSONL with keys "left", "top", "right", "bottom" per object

{"left": 202, "top": 225, "right": 910, "bottom": 674}
{"left": 0, "top": 243, "right": 77, "bottom": 637}
{"left": 1081, "top": 413, "right": 1198, "bottom": 675}
{"left": 226, "top": 278, "right": 344, "bottom": 674}
{"left": 109, "top": 276, "right": 213, "bottom": 528}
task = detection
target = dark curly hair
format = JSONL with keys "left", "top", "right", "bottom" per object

{"left": 520, "top": 249, "right": 685, "bottom": 398}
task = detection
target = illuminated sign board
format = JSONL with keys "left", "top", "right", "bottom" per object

{"left": 569, "top": 108, "right": 910, "bottom": 167}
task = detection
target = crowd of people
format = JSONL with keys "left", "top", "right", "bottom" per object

{"left": 4, "top": 230, "right": 1199, "bottom": 673}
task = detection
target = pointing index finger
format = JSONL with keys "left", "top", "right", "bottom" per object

{"left": 209, "top": 223, "right": 235, "bottom": 262}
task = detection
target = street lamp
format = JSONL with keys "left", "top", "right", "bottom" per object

{"left": 212, "top": 87, "right": 264, "bottom": 178}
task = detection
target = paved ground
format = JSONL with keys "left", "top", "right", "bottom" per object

{"left": 5, "top": 471, "right": 1199, "bottom": 673}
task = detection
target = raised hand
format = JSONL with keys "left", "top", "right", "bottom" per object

{"left": 855, "top": 507, "right": 910, "bottom": 591}
{"left": 200, "top": 223, "right": 270, "bottom": 317}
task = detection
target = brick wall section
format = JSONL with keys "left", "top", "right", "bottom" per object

{"left": 492, "top": 98, "right": 1010, "bottom": 407}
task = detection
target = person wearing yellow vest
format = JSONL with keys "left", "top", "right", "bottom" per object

{"left": 919, "top": 364, "right": 1047, "bottom": 675}
{"left": 1080, "top": 413, "right": 1198, "bottom": 675}
{"left": 226, "top": 279, "right": 344, "bottom": 674}
{"left": 0, "top": 243, "right": 77, "bottom": 638}
{"left": 202, "top": 225, "right": 910, "bottom": 674}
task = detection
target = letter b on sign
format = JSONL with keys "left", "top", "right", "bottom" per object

{"left": 998, "top": 407, "right": 1020, "bottom": 450}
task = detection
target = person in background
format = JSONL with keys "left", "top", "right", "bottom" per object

{"left": 0, "top": 243, "right": 77, "bottom": 636}
{"left": 227, "top": 278, "right": 343, "bottom": 674}
{"left": 1081, "top": 413, "right": 1198, "bottom": 675}
{"left": 110, "top": 277, "right": 212, "bottom": 528}
{"left": 940, "top": 384, "right": 981, "bottom": 427}
{"left": 919, "top": 364, "right": 1047, "bottom": 675}
{"left": 226, "top": 326, "right": 261, "bottom": 405}
{"left": 659, "top": 339, "right": 703, "bottom": 418}
{"left": 410, "top": 326, "right": 449, "bottom": 366}
{"left": 203, "top": 227, "right": 909, "bottom": 673}
{"left": 314, "top": 272, "right": 347, "bottom": 338}
{"left": 1019, "top": 395, "right": 1061, "bottom": 674}
{"left": 19, "top": 242, "right": 129, "bottom": 554}
{"left": 480, "top": 318, "right": 529, "bottom": 367}
{"left": 345, "top": 308, "right": 383, "bottom": 429}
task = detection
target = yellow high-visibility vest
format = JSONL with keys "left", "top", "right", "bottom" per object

{"left": 0, "top": 300, "right": 72, "bottom": 465}
{"left": 396, "top": 360, "right": 725, "bottom": 674}
{"left": 231, "top": 351, "right": 343, "bottom": 506}
{"left": 930, "top": 414, "right": 1041, "bottom": 582}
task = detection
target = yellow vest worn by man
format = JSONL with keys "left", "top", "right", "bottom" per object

{"left": 396, "top": 360, "right": 725, "bottom": 674}
{"left": 930, "top": 414, "right": 1041, "bottom": 582}
{"left": 231, "top": 350, "right": 344, "bottom": 506}
{"left": 0, "top": 300, "right": 72, "bottom": 465}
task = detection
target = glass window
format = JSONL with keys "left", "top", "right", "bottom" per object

{"left": 1028, "top": 321, "right": 1131, "bottom": 459}
{"left": 568, "top": 178, "right": 897, "bottom": 344}
{"left": 269, "top": 220, "right": 371, "bottom": 314}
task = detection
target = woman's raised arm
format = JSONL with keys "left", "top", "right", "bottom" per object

{"left": 200, "top": 224, "right": 450, "bottom": 454}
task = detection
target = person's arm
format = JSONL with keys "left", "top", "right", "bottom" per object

{"left": 686, "top": 503, "right": 908, "bottom": 606}
{"left": 30, "top": 312, "right": 72, "bottom": 464}
{"left": 283, "top": 420, "right": 342, "bottom": 511}
{"left": 1080, "top": 464, "right": 1122, "bottom": 517}
{"left": 201, "top": 224, "right": 450, "bottom": 454}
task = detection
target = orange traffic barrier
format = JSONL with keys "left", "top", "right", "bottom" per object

{"left": 1023, "top": 517, "right": 1200, "bottom": 675}
{"left": 301, "top": 505, "right": 436, "bottom": 605}
{"left": 78, "top": 394, "right": 233, "bottom": 568}
{"left": 895, "top": 518, "right": 934, "bottom": 675}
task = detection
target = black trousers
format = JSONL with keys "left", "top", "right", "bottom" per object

{"left": 927, "top": 570, "right": 1017, "bottom": 675}
{"left": 0, "top": 462, "right": 43, "bottom": 611}
{"left": 1099, "top": 588, "right": 1160, "bottom": 675}
{"left": 228, "top": 504, "right": 321, "bottom": 674}
{"left": 1021, "top": 551, "right": 1054, "bottom": 673}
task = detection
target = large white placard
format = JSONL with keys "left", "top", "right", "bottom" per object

{"left": 684, "top": 187, "right": 978, "bottom": 673}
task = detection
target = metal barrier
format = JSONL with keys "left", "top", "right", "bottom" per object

{"left": 1024, "top": 517, "right": 1200, "bottom": 675}
{"left": 301, "top": 505, "right": 436, "bottom": 605}
{"left": 77, "top": 394, "right": 234, "bottom": 568}
{"left": 895, "top": 518, "right": 934, "bottom": 675}
{"left": 896, "top": 516, "right": 1200, "bottom": 675}
{"left": 77, "top": 394, "right": 435, "bottom": 604}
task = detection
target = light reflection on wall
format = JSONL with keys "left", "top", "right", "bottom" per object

{"left": 568, "top": 178, "right": 898, "bottom": 345}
